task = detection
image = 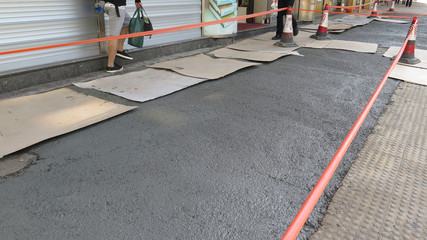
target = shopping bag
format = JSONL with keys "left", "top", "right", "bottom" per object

{"left": 128, "top": 8, "right": 144, "bottom": 48}
{"left": 141, "top": 7, "right": 153, "bottom": 38}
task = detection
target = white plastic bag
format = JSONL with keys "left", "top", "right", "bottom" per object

{"left": 271, "top": 1, "right": 278, "bottom": 20}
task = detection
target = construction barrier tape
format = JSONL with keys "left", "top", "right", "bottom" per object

{"left": 0, "top": 7, "right": 415, "bottom": 56}
{"left": 330, "top": 1, "right": 372, "bottom": 9}
{"left": 281, "top": 16, "right": 418, "bottom": 240}
{"left": 1, "top": 8, "right": 291, "bottom": 56}
{"left": 344, "top": 7, "right": 427, "bottom": 16}
{"left": 293, "top": 8, "right": 413, "bottom": 18}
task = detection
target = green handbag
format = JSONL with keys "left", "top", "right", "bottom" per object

{"left": 128, "top": 8, "right": 144, "bottom": 48}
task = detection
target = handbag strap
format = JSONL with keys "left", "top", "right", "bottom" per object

{"left": 132, "top": 7, "right": 141, "bottom": 19}
{"left": 139, "top": 6, "right": 150, "bottom": 19}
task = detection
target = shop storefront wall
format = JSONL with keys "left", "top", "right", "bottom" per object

{"left": 0, "top": 0, "right": 101, "bottom": 74}
{"left": 0, "top": 0, "right": 203, "bottom": 75}
{"left": 120, "top": 0, "right": 202, "bottom": 49}
{"left": 294, "top": 0, "right": 318, "bottom": 21}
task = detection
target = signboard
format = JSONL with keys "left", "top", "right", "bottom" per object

{"left": 203, "top": 0, "right": 238, "bottom": 37}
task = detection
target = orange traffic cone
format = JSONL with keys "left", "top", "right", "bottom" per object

{"left": 389, "top": 0, "right": 395, "bottom": 11}
{"left": 396, "top": 17, "right": 421, "bottom": 64}
{"left": 311, "top": 4, "right": 332, "bottom": 40}
{"left": 275, "top": 8, "right": 298, "bottom": 48}
{"left": 369, "top": 1, "right": 378, "bottom": 18}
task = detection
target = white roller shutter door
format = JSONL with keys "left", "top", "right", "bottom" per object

{"left": 0, "top": 0, "right": 101, "bottom": 74}
{"left": 103, "top": 0, "right": 202, "bottom": 49}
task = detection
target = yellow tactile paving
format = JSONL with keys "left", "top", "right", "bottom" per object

{"left": 310, "top": 82, "right": 427, "bottom": 240}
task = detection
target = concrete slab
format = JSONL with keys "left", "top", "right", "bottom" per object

{"left": 252, "top": 31, "right": 315, "bottom": 45}
{"left": 227, "top": 38, "right": 299, "bottom": 52}
{"left": 303, "top": 40, "right": 378, "bottom": 53}
{"left": 209, "top": 47, "right": 291, "bottom": 62}
{"left": 390, "top": 64, "right": 427, "bottom": 86}
{"left": 324, "top": 40, "right": 378, "bottom": 54}
{"left": 333, "top": 15, "right": 373, "bottom": 27}
{"left": 299, "top": 23, "right": 353, "bottom": 31}
{"left": 0, "top": 88, "right": 136, "bottom": 158}
{"left": 149, "top": 54, "right": 260, "bottom": 79}
{"left": 384, "top": 46, "right": 427, "bottom": 69}
{"left": 373, "top": 18, "right": 411, "bottom": 24}
{"left": 74, "top": 69, "right": 207, "bottom": 103}
{"left": 303, "top": 40, "right": 333, "bottom": 49}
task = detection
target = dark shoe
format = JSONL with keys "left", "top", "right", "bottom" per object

{"left": 116, "top": 50, "right": 133, "bottom": 60}
{"left": 272, "top": 35, "right": 281, "bottom": 40}
{"left": 106, "top": 63, "right": 123, "bottom": 73}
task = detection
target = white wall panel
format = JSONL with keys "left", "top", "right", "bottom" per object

{"left": 0, "top": 0, "right": 202, "bottom": 74}
{"left": 0, "top": 0, "right": 101, "bottom": 74}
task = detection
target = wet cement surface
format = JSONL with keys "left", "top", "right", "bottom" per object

{"left": 1, "top": 9, "right": 426, "bottom": 239}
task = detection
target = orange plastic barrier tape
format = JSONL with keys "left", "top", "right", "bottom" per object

{"left": 0, "top": 7, "right": 414, "bottom": 56}
{"left": 281, "top": 17, "right": 418, "bottom": 240}
{"left": 350, "top": 7, "right": 427, "bottom": 16}
{"left": 293, "top": 8, "right": 412, "bottom": 18}
{"left": 330, "top": 1, "right": 372, "bottom": 9}
{"left": 0, "top": 8, "right": 288, "bottom": 56}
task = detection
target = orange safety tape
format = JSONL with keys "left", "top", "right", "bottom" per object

{"left": 349, "top": 7, "right": 427, "bottom": 16}
{"left": 281, "top": 17, "right": 418, "bottom": 240}
{"left": 0, "top": 7, "right": 290, "bottom": 56}
{"left": 293, "top": 8, "right": 412, "bottom": 18}
{"left": 0, "top": 7, "right": 413, "bottom": 56}
{"left": 330, "top": 1, "right": 372, "bottom": 9}
{"left": 0, "top": 6, "right": 414, "bottom": 56}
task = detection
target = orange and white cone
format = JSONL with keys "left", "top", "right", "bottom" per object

{"left": 369, "top": 1, "right": 378, "bottom": 18}
{"left": 389, "top": 0, "right": 395, "bottom": 11}
{"left": 311, "top": 4, "right": 332, "bottom": 40}
{"left": 396, "top": 17, "right": 421, "bottom": 64}
{"left": 275, "top": 8, "right": 298, "bottom": 48}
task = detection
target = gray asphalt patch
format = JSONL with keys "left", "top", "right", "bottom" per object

{"left": 0, "top": 19, "right": 413, "bottom": 239}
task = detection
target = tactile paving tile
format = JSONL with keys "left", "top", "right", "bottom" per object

{"left": 310, "top": 82, "right": 427, "bottom": 240}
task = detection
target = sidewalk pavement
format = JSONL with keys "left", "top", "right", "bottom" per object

{"left": 310, "top": 82, "right": 427, "bottom": 239}
{"left": 310, "top": 2, "right": 427, "bottom": 239}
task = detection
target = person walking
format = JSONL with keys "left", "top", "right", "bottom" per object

{"left": 272, "top": 0, "right": 298, "bottom": 40}
{"left": 405, "top": 0, "right": 412, "bottom": 7}
{"left": 102, "top": 0, "right": 143, "bottom": 73}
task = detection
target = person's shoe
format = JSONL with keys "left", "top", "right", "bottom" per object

{"left": 271, "top": 35, "right": 281, "bottom": 40}
{"left": 106, "top": 63, "right": 123, "bottom": 73}
{"left": 116, "top": 50, "right": 133, "bottom": 60}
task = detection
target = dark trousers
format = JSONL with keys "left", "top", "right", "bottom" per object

{"left": 406, "top": 0, "right": 412, "bottom": 7}
{"left": 276, "top": 0, "right": 297, "bottom": 35}
{"left": 276, "top": 10, "right": 298, "bottom": 35}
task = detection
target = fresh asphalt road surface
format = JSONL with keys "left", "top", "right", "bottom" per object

{"left": 1, "top": 14, "right": 425, "bottom": 239}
